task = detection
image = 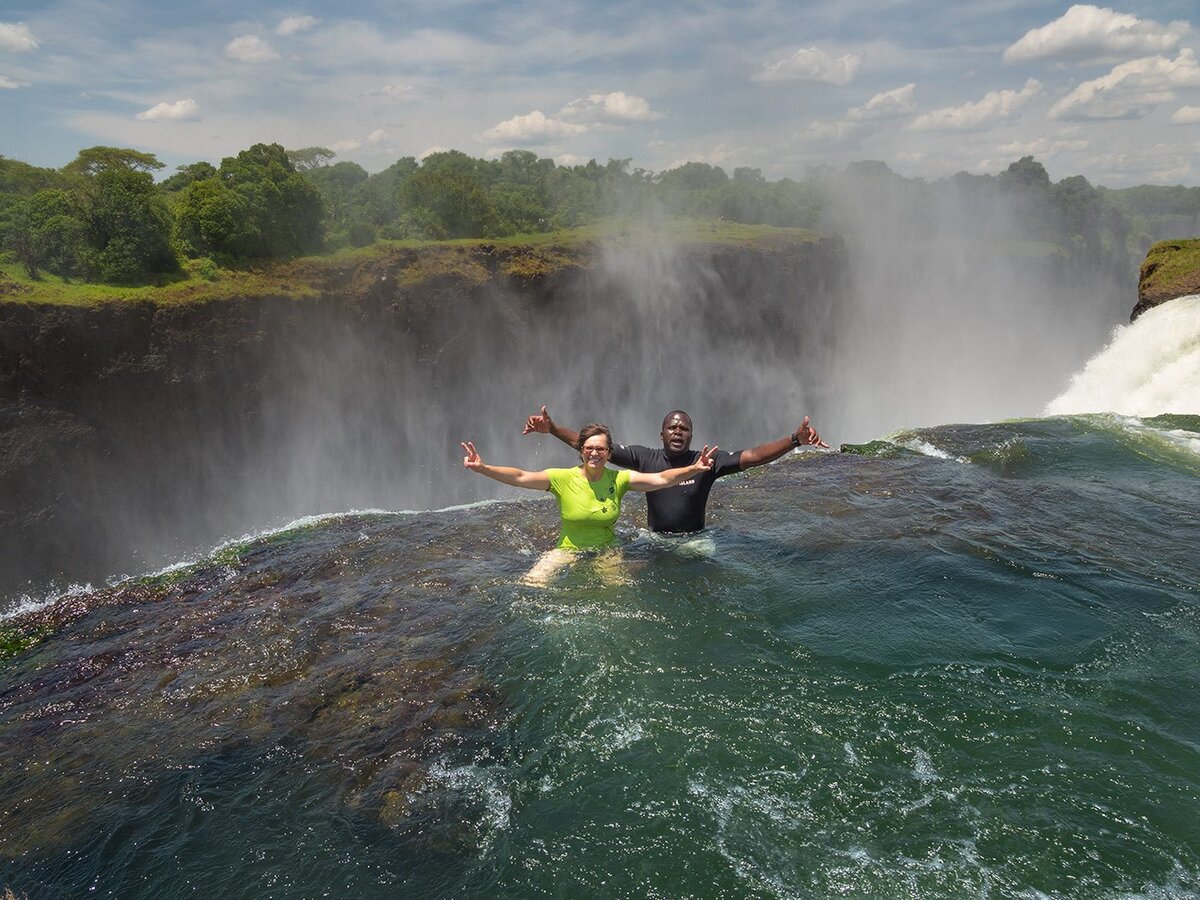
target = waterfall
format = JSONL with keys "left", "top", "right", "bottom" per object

{"left": 1044, "top": 294, "right": 1200, "bottom": 416}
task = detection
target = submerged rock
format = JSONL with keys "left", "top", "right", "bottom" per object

{"left": 0, "top": 512, "right": 510, "bottom": 859}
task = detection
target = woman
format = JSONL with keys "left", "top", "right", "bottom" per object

{"left": 461, "top": 423, "right": 717, "bottom": 584}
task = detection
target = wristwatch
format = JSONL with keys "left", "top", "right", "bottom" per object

{"left": 790, "top": 432, "right": 801, "bottom": 447}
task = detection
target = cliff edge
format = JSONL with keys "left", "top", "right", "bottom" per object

{"left": 0, "top": 232, "right": 847, "bottom": 596}
{"left": 1133, "top": 238, "right": 1200, "bottom": 320}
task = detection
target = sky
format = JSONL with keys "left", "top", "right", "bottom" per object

{"left": 0, "top": 0, "right": 1197, "bottom": 187}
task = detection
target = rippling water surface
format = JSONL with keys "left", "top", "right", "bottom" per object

{"left": 2, "top": 415, "right": 1199, "bottom": 899}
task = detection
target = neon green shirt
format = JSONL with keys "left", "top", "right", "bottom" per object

{"left": 546, "top": 467, "right": 632, "bottom": 550}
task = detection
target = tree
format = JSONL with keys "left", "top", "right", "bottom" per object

{"left": 545, "top": 167, "right": 599, "bottom": 227}
{"left": 998, "top": 156, "right": 1051, "bottom": 193}
{"left": 286, "top": 147, "right": 336, "bottom": 172}
{"left": 159, "top": 161, "right": 217, "bottom": 193}
{"left": 0, "top": 156, "right": 70, "bottom": 195}
{"left": 495, "top": 150, "right": 556, "bottom": 188}
{"left": 63, "top": 146, "right": 165, "bottom": 178}
{"left": 657, "top": 162, "right": 730, "bottom": 192}
{"left": 398, "top": 152, "right": 499, "bottom": 239}
{"left": 5, "top": 189, "right": 85, "bottom": 278}
{"left": 174, "top": 178, "right": 249, "bottom": 257}
{"left": 176, "top": 142, "right": 324, "bottom": 259}
{"left": 306, "top": 161, "right": 372, "bottom": 247}
{"left": 79, "top": 167, "right": 177, "bottom": 281}
{"left": 360, "top": 156, "right": 419, "bottom": 233}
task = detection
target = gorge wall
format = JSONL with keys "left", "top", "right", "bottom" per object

{"left": 0, "top": 237, "right": 847, "bottom": 597}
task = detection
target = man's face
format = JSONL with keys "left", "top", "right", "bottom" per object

{"left": 660, "top": 413, "right": 693, "bottom": 454}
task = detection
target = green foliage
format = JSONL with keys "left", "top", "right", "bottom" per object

{"left": 0, "top": 156, "right": 70, "bottom": 195}
{"left": 1101, "top": 184, "right": 1200, "bottom": 248}
{"left": 6, "top": 189, "right": 87, "bottom": 279}
{"left": 64, "top": 146, "right": 165, "bottom": 178}
{"left": 358, "top": 156, "right": 419, "bottom": 231}
{"left": 305, "top": 160, "right": 370, "bottom": 249}
{"left": 2, "top": 142, "right": 1195, "bottom": 293}
{"left": 159, "top": 161, "right": 217, "bottom": 193}
{"left": 80, "top": 167, "right": 178, "bottom": 282}
{"left": 175, "top": 177, "right": 247, "bottom": 256}
{"left": 398, "top": 152, "right": 499, "bottom": 239}
{"left": 998, "top": 156, "right": 1051, "bottom": 192}
{"left": 176, "top": 142, "right": 324, "bottom": 259}
{"left": 3, "top": 158, "right": 177, "bottom": 283}
{"left": 287, "top": 146, "right": 336, "bottom": 172}
{"left": 186, "top": 255, "right": 220, "bottom": 281}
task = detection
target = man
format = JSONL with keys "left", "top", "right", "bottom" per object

{"left": 522, "top": 406, "right": 828, "bottom": 533}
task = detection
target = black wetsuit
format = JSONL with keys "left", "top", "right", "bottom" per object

{"left": 610, "top": 445, "right": 743, "bottom": 533}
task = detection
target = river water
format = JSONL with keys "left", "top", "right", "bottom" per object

{"left": 3, "top": 401, "right": 1198, "bottom": 896}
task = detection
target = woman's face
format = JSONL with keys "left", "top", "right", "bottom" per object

{"left": 580, "top": 435, "right": 612, "bottom": 471}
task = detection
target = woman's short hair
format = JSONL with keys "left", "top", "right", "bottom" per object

{"left": 575, "top": 423, "right": 613, "bottom": 452}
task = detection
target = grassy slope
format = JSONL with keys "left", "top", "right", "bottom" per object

{"left": 1138, "top": 238, "right": 1200, "bottom": 302}
{"left": 0, "top": 219, "right": 826, "bottom": 308}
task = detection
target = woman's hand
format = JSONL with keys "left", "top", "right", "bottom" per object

{"left": 627, "top": 445, "right": 718, "bottom": 493}
{"left": 461, "top": 441, "right": 484, "bottom": 472}
{"left": 695, "top": 444, "right": 718, "bottom": 471}
{"left": 460, "top": 443, "right": 551, "bottom": 490}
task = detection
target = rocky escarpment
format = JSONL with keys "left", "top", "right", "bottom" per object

{"left": 1133, "top": 238, "right": 1200, "bottom": 320}
{"left": 0, "top": 236, "right": 848, "bottom": 597}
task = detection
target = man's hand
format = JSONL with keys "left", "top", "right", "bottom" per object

{"left": 522, "top": 405, "right": 553, "bottom": 435}
{"left": 696, "top": 444, "right": 718, "bottom": 471}
{"left": 794, "top": 416, "right": 830, "bottom": 449}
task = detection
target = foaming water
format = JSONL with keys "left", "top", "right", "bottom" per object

{"left": 3, "top": 418, "right": 1198, "bottom": 898}
{"left": 1046, "top": 294, "right": 1200, "bottom": 417}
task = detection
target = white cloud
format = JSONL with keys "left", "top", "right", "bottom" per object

{"left": 419, "top": 146, "right": 449, "bottom": 160}
{"left": 0, "top": 22, "right": 38, "bottom": 52}
{"left": 135, "top": 99, "right": 200, "bottom": 121}
{"left": 376, "top": 82, "right": 417, "bottom": 99}
{"left": 225, "top": 35, "right": 280, "bottom": 63}
{"left": 798, "top": 118, "right": 865, "bottom": 151}
{"left": 483, "top": 110, "right": 588, "bottom": 144}
{"left": 1048, "top": 49, "right": 1200, "bottom": 120}
{"left": 663, "top": 144, "right": 744, "bottom": 171}
{"left": 846, "top": 83, "right": 916, "bottom": 121}
{"left": 276, "top": 16, "right": 318, "bottom": 36}
{"left": 559, "top": 91, "right": 662, "bottom": 123}
{"left": 1170, "top": 105, "right": 1200, "bottom": 124}
{"left": 1076, "top": 142, "right": 1197, "bottom": 183}
{"left": 1004, "top": 4, "right": 1188, "bottom": 65}
{"left": 331, "top": 128, "right": 389, "bottom": 153}
{"left": 0, "top": 74, "right": 28, "bottom": 89}
{"left": 755, "top": 46, "right": 862, "bottom": 85}
{"left": 997, "top": 136, "right": 1090, "bottom": 158}
{"left": 910, "top": 78, "right": 1042, "bottom": 131}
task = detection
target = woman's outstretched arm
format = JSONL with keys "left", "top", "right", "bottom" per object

{"left": 461, "top": 441, "right": 552, "bottom": 491}
{"left": 627, "top": 445, "right": 718, "bottom": 493}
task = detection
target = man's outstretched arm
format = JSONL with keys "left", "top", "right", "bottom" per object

{"left": 738, "top": 416, "right": 829, "bottom": 470}
{"left": 522, "top": 405, "right": 580, "bottom": 449}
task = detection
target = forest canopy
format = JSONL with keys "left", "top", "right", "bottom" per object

{"left": 1, "top": 143, "right": 1197, "bottom": 286}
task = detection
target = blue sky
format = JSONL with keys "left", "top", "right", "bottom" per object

{"left": 0, "top": 0, "right": 1197, "bottom": 186}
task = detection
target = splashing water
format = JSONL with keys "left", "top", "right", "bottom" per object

{"left": 3, "top": 416, "right": 1199, "bottom": 898}
{"left": 1046, "top": 294, "right": 1200, "bottom": 417}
